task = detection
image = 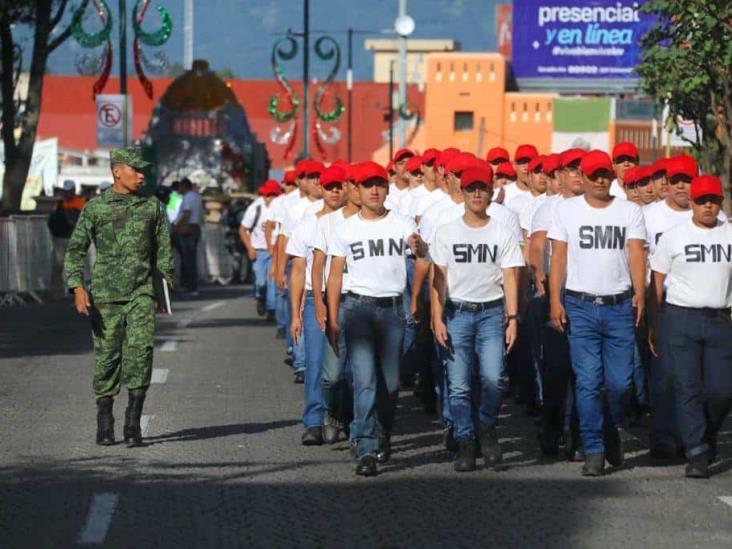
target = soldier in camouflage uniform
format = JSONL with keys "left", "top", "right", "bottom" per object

{"left": 65, "top": 146, "right": 174, "bottom": 447}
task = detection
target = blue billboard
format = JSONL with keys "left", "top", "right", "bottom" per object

{"left": 511, "top": 0, "right": 656, "bottom": 85}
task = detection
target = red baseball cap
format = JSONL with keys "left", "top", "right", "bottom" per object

{"left": 612, "top": 142, "right": 639, "bottom": 161}
{"left": 405, "top": 155, "right": 423, "bottom": 173}
{"left": 460, "top": 166, "right": 494, "bottom": 188}
{"left": 486, "top": 147, "right": 510, "bottom": 164}
{"left": 344, "top": 163, "right": 360, "bottom": 182}
{"left": 258, "top": 179, "right": 281, "bottom": 196}
{"left": 437, "top": 149, "right": 460, "bottom": 169}
{"left": 690, "top": 175, "right": 724, "bottom": 199}
{"left": 527, "top": 155, "right": 544, "bottom": 173}
{"left": 514, "top": 144, "right": 538, "bottom": 162}
{"left": 622, "top": 166, "right": 641, "bottom": 186}
{"left": 283, "top": 169, "right": 297, "bottom": 185}
{"left": 666, "top": 155, "right": 698, "bottom": 180}
{"left": 295, "top": 159, "right": 311, "bottom": 177}
{"left": 650, "top": 158, "right": 668, "bottom": 178}
{"left": 386, "top": 160, "right": 395, "bottom": 174}
{"left": 543, "top": 154, "right": 561, "bottom": 175}
{"left": 393, "top": 148, "right": 415, "bottom": 162}
{"left": 320, "top": 165, "right": 346, "bottom": 186}
{"left": 306, "top": 161, "right": 325, "bottom": 176}
{"left": 422, "top": 148, "right": 440, "bottom": 165}
{"left": 495, "top": 162, "right": 517, "bottom": 179}
{"left": 355, "top": 161, "right": 389, "bottom": 184}
{"left": 446, "top": 152, "right": 477, "bottom": 175}
{"left": 637, "top": 166, "right": 652, "bottom": 183}
{"left": 580, "top": 150, "right": 615, "bottom": 177}
{"left": 560, "top": 148, "right": 586, "bottom": 168}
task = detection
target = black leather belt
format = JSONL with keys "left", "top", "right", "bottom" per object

{"left": 565, "top": 289, "right": 632, "bottom": 306}
{"left": 447, "top": 298, "right": 502, "bottom": 313}
{"left": 666, "top": 303, "right": 731, "bottom": 318}
{"left": 346, "top": 292, "right": 403, "bottom": 307}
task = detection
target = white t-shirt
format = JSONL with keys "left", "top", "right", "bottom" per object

{"left": 281, "top": 196, "right": 323, "bottom": 237}
{"left": 419, "top": 196, "right": 461, "bottom": 246}
{"left": 241, "top": 199, "right": 270, "bottom": 250}
{"left": 177, "top": 190, "right": 204, "bottom": 225}
{"left": 432, "top": 217, "right": 525, "bottom": 303}
{"left": 409, "top": 188, "right": 448, "bottom": 218}
{"left": 503, "top": 182, "right": 530, "bottom": 206}
{"left": 385, "top": 183, "right": 406, "bottom": 212}
{"left": 398, "top": 185, "right": 428, "bottom": 218}
{"left": 286, "top": 214, "right": 322, "bottom": 291}
{"left": 329, "top": 211, "right": 417, "bottom": 297}
{"left": 548, "top": 196, "right": 646, "bottom": 295}
{"left": 651, "top": 219, "right": 732, "bottom": 309}
{"left": 610, "top": 179, "right": 625, "bottom": 199}
{"left": 530, "top": 194, "right": 565, "bottom": 276}
{"left": 313, "top": 208, "right": 351, "bottom": 293}
{"left": 519, "top": 194, "right": 547, "bottom": 233}
{"left": 644, "top": 200, "right": 727, "bottom": 255}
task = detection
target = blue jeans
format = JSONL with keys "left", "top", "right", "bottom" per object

{"left": 275, "top": 285, "right": 288, "bottom": 331}
{"left": 178, "top": 230, "right": 199, "bottom": 291}
{"left": 344, "top": 294, "right": 405, "bottom": 458}
{"left": 252, "top": 250, "right": 275, "bottom": 311}
{"left": 321, "top": 297, "right": 352, "bottom": 425}
{"left": 443, "top": 302, "right": 505, "bottom": 441}
{"left": 284, "top": 262, "right": 305, "bottom": 370}
{"left": 565, "top": 294, "right": 635, "bottom": 455}
{"left": 663, "top": 304, "right": 732, "bottom": 457}
{"left": 302, "top": 294, "right": 326, "bottom": 428}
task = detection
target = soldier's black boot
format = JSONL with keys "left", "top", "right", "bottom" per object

{"left": 123, "top": 389, "right": 147, "bottom": 448}
{"left": 96, "top": 397, "right": 115, "bottom": 446}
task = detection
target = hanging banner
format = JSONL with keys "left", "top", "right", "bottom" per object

{"left": 96, "top": 94, "right": 133, "bottom": 148}
{"left": 512, "top": 0, "right": 656, "bottom": 89}
{"left": 0, "top": 138, "right": 58, "bottom": 210}
{"left": 496, "top": 4, "right": 513, "bottom": 60}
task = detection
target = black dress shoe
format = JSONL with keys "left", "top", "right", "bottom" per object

{"left": 685, "top": 453, "right": 710, "bottom": 479}
{"left": 322, "top": 415, "right": 340, "bottom": 444}
{"left": 276, "top": 328, "right": 286, "bottom": 339}
{"left": 293, "top": 371, "right": 304, "bottom": 384}
{"left": 479, "top": 424, "right": 502, "bottom": 466}
{"left": 256, "top": 299, "right": 266, "bottom": 317}
{"left": 356, "top": 455, "right": 378, "bottom": 477}
{"left": 376, "top": 433, "right": 391, "bottom": 464}
{"left": 443, "top": 426, "right": 458, "bottom": 452}
{"left": 284, "top": 357, "right": 294, "bottom": 367}
{"left": 581, "top": 452, "right": 605, "bottom": 476}
{"left": 96, "top": 396, "right": 115, "bottom": 446}
{"left": 266, "top": 310, "right": 275, "bottom": 322}
{"left": 301, "top": 427, "right": 323, "bottom": 446}
{"left": 454, "top": 439, "right": 477, "bottom": 472}
{"left": 604, "top": 426, "right": 624, "bottom": 467}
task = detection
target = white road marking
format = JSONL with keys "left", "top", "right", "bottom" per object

{"left": 77, "top": 492, "right": 119, "bottom": 544}
{"left": 160, "top": 341, "right": 177, "bottom": 352}
{"left": 201, "top": 301, "right": 224, "bottom": 312}
{"left": 719, "top": 496, "right": 732, "bottom": 508}
{"left": 176, "top": 318, "right": 191, "bottom": 329}
{"left": 140, "top": 415, "right": 153, "bottom": 436}
{"left": 151, "top": 369, "right": 169, "bottom": 384}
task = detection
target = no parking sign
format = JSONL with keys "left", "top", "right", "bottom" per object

{"left": 96, "top": 94, "right": 133, "bottom": 148}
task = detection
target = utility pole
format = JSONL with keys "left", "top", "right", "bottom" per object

{"left": 302, "top": 0, "right": 310, "bottom": 158}
{"left": 396, "top": 0, "right": 407, "bottom": 148}
{"left": 347, "top": 27, "right": 353, "bottom": 162}
{"left": 389, "top": 60, "right": 395, "bottom": 160}
{"left": 120, "top": 0, "right": 128, "bottom": 146}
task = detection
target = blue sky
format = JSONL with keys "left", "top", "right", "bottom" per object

{"left": 31, "top": 0, "right": 501, "bottom": 80}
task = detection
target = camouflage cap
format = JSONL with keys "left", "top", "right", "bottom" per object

{"left": 110, "top": 146, "right": 151, "bottom": 170}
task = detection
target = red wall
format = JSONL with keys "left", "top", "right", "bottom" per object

{"left": 37, "top": 76, "right": 424, "bottom": 170}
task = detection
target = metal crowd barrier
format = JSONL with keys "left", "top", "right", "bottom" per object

{"left": 0, "top": 217, "right": 234, "bottom": 307}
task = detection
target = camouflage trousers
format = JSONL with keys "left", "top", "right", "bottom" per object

{"left": 90, "top": 294, "right": 156, "bottom": 397}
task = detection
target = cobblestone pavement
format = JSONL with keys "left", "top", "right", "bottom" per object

{"left": 1, "top": 285, "right": 732, "bottom": 548}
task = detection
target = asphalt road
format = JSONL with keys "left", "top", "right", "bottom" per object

{"left": 1, "top": 285, "right": 732, "bottom": 548}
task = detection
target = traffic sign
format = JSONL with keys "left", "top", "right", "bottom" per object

{"left": 96, "top": 94, "right": 133, "bottom": 148}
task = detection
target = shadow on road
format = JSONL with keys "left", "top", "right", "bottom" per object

{"left": 147, "top": 420, "right": 300, "bottom": 444}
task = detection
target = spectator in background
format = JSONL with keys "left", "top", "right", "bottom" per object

{"left": 167, "top": 180, "right": 183, "bottom": 224}
{"left": 48, "top": 180, "right": 86, "bottom": 294}
{"left": 173, "top": 178, "right": 204, "bottom": 295}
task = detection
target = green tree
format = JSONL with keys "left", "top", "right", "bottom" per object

{"left": 637, "top": 1, "right": 732, "bottom": 194}
{"left": 0, "top": 0, "right": 88, "bottom": 212}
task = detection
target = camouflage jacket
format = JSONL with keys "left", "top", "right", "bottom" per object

{"left": 64, "top": 190, "right": 174, "bottom": 303}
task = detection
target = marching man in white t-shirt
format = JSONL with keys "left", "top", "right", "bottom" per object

{"left": 548, "top": 150, "right": 647, "bottom": 477}
{"left": 326, "top": 161, "right": 428, "bottom": 477}
{"left": 311, "top": 164, "right": 362, "bottom": 445}
{"left": 431, "top": 165, "right": 524, "bottom": 472}
{"left": 287, "top": 165, "right": 347, "bottom": 446}
{"left": 648, "top": 175, "right": 732, "bottom": 479}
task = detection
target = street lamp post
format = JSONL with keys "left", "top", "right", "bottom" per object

{"left": 394, "top": 3, "right": 415, "bottom": 148}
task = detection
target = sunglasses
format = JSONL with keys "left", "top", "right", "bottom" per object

{"left": 360, "top": 179, "right": 388, "bottom": 189}
{"left": 462, "top": 182, "right": 491, "bottom": 193}
{"left": 409, "top": 170, "right": 423, "bottom": 176}
{"left": 322, "top": 183, "right": 343, "bottom": 191}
